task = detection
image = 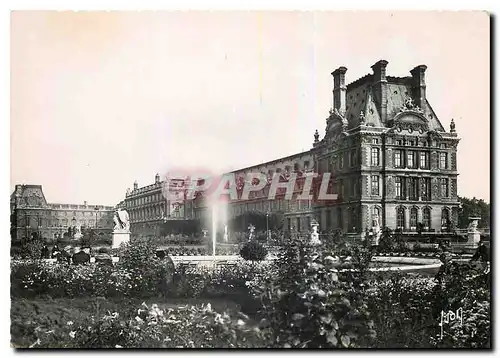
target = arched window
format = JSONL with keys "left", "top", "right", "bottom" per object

{"left": 441, "top": 209, "right": 450, "bottom": 231}
{"left": 423, "top": 207, "right": 431, "bottom": 229}
{"left": 410, "top": 208, "right": 418, "bottom": 229}
{"left": 396, "top": 207, "right": 405, "bottom": 229}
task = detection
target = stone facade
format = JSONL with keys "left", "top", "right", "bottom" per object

{"left": 10, "top": 184, "right": 114, "bottom": 241}
{"left": 121, "top": 60, "right": 460, "bottom": 236}
{"left": 313, "top": 60, "right": 460, "bottom": 235}
{"left": 123, "top": 174, "right": 197, "bottom": 237}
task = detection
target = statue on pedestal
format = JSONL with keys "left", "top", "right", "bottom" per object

{"left": 310, "top": 219, "right": 321, "bottom": 246}
{"left": 112, "top": 209, "right": 131, "bottom": 249}
{"left": 248, "top": 224, "right": 255, "bottom": 241}
{"left": 467, "top": 216, "right": 481, "bottom": 246}
{"left": 371, "top": 214, "right": 381, "bottom": 246}
{"left": 73, "top": 225, "right": 83, "bottom": 240}
{"left": 113, "top": 209, "right": 130, "bottom": 232}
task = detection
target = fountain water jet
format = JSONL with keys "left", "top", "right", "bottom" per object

{"left": 212, "top": 202, "right": 217, "bottom": 258}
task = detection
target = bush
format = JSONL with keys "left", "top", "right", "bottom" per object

{"left": 239, "top": 241, "right": 267, "bottom": 262}
{"left": 366, "top": 261, "right": 491, "bottom": 348}
{"left": 249, "top": 233, "right": 375, "bottom": 348}
{"left": 16, "top": 301, "right": 265, "bottom": 348}
{"left": 11, "top": 239, "right": 174, "bottom": 299}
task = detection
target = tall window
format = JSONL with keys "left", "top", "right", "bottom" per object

{"left": 441, "top": 209, "right": 450, "bottom": 231}
{"left": 408, "top": 177, "right": 418, "bottom": 200}
{"left": 394, "top": 150, "right": 403, "bottom": 168}
{"left": 337, "top": 208, "right": 343, "bottom": 230}
{"left": 396, "top": 207, "right": 405, "bottom": 229}
{"left": 352, "top": 178, "right": 358, "bottom": 197}
{"left": 440, "top": 152, "right": 448, "bottom": 169}
{"left": 410, "top": 208, "right": 418, "bottom": 229}
{"left": 441, "top": 178, "right": 449, "bottom": 197}
{"left": 350, "top": 149, "right": 357, "bottom": 166}
{"left": 407, "top": 151, "right": 416, "bottom": 168}
{"left": 423, "top": 208, "right": 431, "bottom": 229}
{"left": 340, "top": 154, "right": 344, "bottom": 169}
{"left": 371, "top": 147, "right": 380, "bottom": 166}
{"left": 371, "top": 175, "right": 380, "bottom": 196}
{"left": 287, "top": 218, "right": 291, "bottom": 231}
{"left": 340, "top": 180, "right": 345, "bottom": 199}
{"left": 421, "top": 178, "right": 431, "bottom": 200}
{"left": 420, "top": 152, "right": 429, "bottom": 169}
{"left": 395, "top": 177, "right": 403, "bottom": 199}
{"left": 326, "top": 210, "right": 331, "bottom": 229}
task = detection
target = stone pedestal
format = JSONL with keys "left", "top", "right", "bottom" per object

{"left": 112, "top": 230, "right": 131, "bottom": 249}
{"left": 467, "top": 217, "right": 481, "bottom": 247}
{"left": 467, "top": 231, "right": 481, "bottom": 246}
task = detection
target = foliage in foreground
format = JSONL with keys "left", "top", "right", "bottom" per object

{"left": 11, "top": 232, "right": 491, "bottom": 348}
{"left": 16, "top": 300, "right": 264, "bottom": 348}
{"left": 248, "top": 234, "right": 376, "bottom": 348}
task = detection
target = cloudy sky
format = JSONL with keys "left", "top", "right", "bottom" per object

{"left": 10, "top": 11, "right": 490, "bottom": 205}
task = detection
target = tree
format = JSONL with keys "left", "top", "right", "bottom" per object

{"left": 458, "top": 197, "right": 490, "bottom": 229}
{"left": 239, "top": 240, "right": 268, "bottom": 262}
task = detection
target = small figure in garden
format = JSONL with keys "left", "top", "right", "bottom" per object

{"left": 60, "top": 246, "right": 73, "bottom": 264}
{"left": 40, "top": 245, "right": 49, "bottom": 259}
{"left": 51, "top": 244, "right": 61, "bottom": 259}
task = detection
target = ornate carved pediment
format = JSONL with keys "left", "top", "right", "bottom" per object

{"left": 399, "top": 96, "right": 424, "bottom": 113}
{"left": 387, "top": 111, "right": 429, "bottom": 134}
{"left": 326, "top": 108, "right": 348, "bottom": 135}
{"left": 427, "top": 130, "right": 444, "bottom": 141}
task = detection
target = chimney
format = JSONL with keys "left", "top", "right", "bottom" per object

{"left": 134, "top": 180, "right": 138, "bottom": 190}
{"left": 410, "top": 65, "right": 427, "bottom": 109}
{"left": 155, "top": 173, "right": 160, "bottom": 184}
{"left": 84, "top": 201, "right": 87, "bottom": 206}
{"left": 371, "top": 60, "right": 389, "bottom": 121}
{"left": 331, "top": 66, "right": 347, "bottom": 114}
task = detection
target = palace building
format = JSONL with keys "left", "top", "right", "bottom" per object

{"left": 122, "top": 174, "right": 196, "bottom": 237}
{"left": 10, "top": 184, "right": 115, "bottom": 241}
{"left": 121, "top": 60, "right": 460, "bottom": 237}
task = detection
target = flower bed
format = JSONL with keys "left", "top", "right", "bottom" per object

{"left": 11, "top": 298, "right": 265, "bottom": 348}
